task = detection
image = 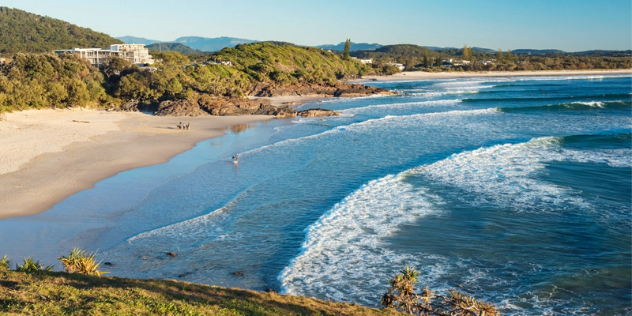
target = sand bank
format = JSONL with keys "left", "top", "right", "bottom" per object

{"left": 0, "top": 108, "right": 272, "bottom": 219}
{"left": 354, "top": 69, "right": 632, "bottom": 82}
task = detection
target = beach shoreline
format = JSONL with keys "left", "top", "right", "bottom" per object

{"left": 353, "top": 69, "right": 632, "bottom": 82}
{"left": 0, "top": 109, "right": 273, "bottom": 219}
{"left": 2, "top": 69, "right": 628, "bottom": 219}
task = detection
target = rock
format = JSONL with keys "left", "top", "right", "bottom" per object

{"left": 250, "top": 82, "right": 395, "bottom": 99}
{"left": 166, "top": 252, "right": 177, "bottom": 257}
{"left": 297, "top": 108, "right": 340, "bottom": 117}
{"left": 155, "top": 99, "right": 209, "bottom": 117}
{"left": 333, "top": 83, "right": 396, "bottom": 98}
{"left": 281, "top": 101, "right": 303, "bottom": 106}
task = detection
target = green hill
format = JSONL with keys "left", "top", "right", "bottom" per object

{"left": 0, "top": 270, "right": 399, "bottom": 315}
{"left": 351, "top": 44, "right": 436, "bottom": 60}
{"left": 211, "top": 42, "right": 376, "bottom": 85}
{"left": 146, "top": 42, "right": 201, "bottom": 55}
{"left": 0, "top": 7, "right": 122, "bottom": 55}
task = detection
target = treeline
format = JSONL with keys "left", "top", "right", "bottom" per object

{"left": 0, "top": 7, "right": 122, "bottom": 55}
{"left": 350, "top": 44, "right": 631, "bottom": 71}
{"left": 0, "top": 53, "right": 109, "bottom": 112}
{"left": 0, "top": 42, "right": 381, "bottom": 112}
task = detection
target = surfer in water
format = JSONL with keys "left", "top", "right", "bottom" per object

{"left": 232, "top": 154, "right": 239, "bottom": 163}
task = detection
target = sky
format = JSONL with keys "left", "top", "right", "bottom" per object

{"left": 4, "top": 0, "right": 632, "bottom": 51}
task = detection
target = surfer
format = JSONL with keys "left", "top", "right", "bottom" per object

{"left": 233, "top": 154, "right": 239, "bottom": 163}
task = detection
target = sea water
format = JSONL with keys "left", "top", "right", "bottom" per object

{"left": 0, "top": 75, "right": 630, "bottom": 315}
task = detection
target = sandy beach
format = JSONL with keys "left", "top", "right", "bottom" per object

{"left": 0, "top": 108, "right": 273, "bottom": 219}
{"left": 354, "top": 69, "right": 632, "bottom": 82}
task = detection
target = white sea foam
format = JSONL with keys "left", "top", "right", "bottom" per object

{"left": 340, "top": 99, "right": 462, "bottom": 115}
{"left": 279, "top": 135, "right": 630, "bottom": 306}
{"left": 572, "top": 101, "right": 606, "bottom": 107}
{"left": 241, "top": 108, "right": 499, "bottom": 158}
{"left": 279, "top": 175, "right": 448, "bottom": 305}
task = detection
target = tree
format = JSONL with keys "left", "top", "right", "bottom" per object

{"left": 496, "top": 49, "right": 504, "bottom": 62}
{"left": 462, "top": 45, "right": 473, "bottom": 62}
{"left": 343, "top": 39, "right": 351, "bottom": 60}
{"left": 381, "top": 266, "right": 500, "bottom": 315}
{"left": 506, "top": 49, "right": 513, "bottom": 62}
{"left": 435, "top": 54, "right": 443, "bottom": 67}
{"left": 423, "top": 52, "right": 429, "bottom": 68}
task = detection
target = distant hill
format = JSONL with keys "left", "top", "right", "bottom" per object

{"left": 115, "top": 36, "right": 161, "bottom": 45}
{"left": 174, "top": 36, "right": 257, "bottom": 52}
{"left": 351, "top": 44, "right": 436, "bottom": 60}
{"left": 316, "top": 42, "right": 383, "bottom": 52}
{"left": 512, "top": 49, "right": 566, "bottom": 55}
{"left": 0, "top": 7, "right": 122, "bottom": 54}
{"left": 145, "top": 42, "right": 201, "bottom": 54}
{"left": 425, "top": 46, "right": 496, "bottom": 54}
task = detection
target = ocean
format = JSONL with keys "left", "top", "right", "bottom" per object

{"left": 1, "top": 74, "right": 630, "bottom": 315}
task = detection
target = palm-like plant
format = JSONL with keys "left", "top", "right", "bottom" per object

{"left": 58, "top": 247, "right": 106, "bottom": 276}
{"left": 380, "top": 266, "right": 500, "bottom": 316}
{"left": 0, "top": 255, "right": 9, "bottom": 271}
{"left": 16, "top": 257, "right": 53, "bottom": 272}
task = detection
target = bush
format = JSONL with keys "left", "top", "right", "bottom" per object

{"left": 0, "top": 255, "right": 9, "bottom": 271}
{"left": 16, "top": 257, "right": 53, "bottom": 272}
{"left": 380, "top": 266, "right": 500, "bottom": 315}
{"left": 58, "top": 247, "right": 106, "bottom": 276}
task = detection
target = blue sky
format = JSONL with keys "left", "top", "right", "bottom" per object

{"left": 4, "top": 0, "right": 631, "bottom": 51}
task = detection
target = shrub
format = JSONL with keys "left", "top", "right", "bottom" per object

{"left": 0, "top": 255, "right": 9, "bottom": 271}
{"left": 16, "top": 257, "right": 53, "bottom": 272}
{"left": 58, "top": 247, "right": 106, "bottom": 276}
{"left": 380, "top": 266, "right": 500, "bottom": 315}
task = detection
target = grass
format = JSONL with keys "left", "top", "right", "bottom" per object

{"left": 0, "top": 270, "right": 402, "bottom": 315}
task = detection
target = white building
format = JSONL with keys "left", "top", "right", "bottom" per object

{"left": 55, "top": 44, "right": 154, "bottom": 66}
{"left": 384, "top": 62, "right": 405, "bottom": 71}
{"left": 351, "top": 57, "right": 373, "bottom": 64}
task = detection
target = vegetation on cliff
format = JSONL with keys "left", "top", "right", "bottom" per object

{"left": 0, "top": 7, "right": 122, "bottom": 55}
{"left": 212, "top": 42, "right": 376, "bottom": 85}
{"left": 0, "top": 42, "right": 388, "bottom": 113}
{"left": 0, "top": 270, "right": 400, "bottom": 315}
{"left": 0, "top": 53, "right": 109, "bottom": 112}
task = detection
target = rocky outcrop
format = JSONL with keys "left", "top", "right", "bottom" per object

{"left": 333, "top": 83, "right": 393, "bottom": 98}
{"left": 155, "top": 95, "right": 298, "bottom": 118}
{"left": 297, "top": 108, "right": 340, "bottom": 117}
{"left": 249, "top": 82, "right": 396, "bottom": 98}
{"left": 155, "top": 99, "right": 209, "bottom": 117}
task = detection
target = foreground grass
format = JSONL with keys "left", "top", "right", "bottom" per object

{"left": 0, "top": 270, "right": 400, "bottom": 315}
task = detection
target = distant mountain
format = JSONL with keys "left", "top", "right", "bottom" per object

{"left": 0, "top": 7, "right": 122, "bottom": 54}
{"left": 316, "top": 42, "right": 382, "bottom": 52}
{"left": 115, "top": 36, "right": 161, "bottom": 45}
{"left": 174, "top": 36, "right": 257, "bottom": 52}
{"left": 145, "top": 43, "right": 201, "bottom": 55}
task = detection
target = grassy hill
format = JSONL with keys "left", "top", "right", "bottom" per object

{"left": 0, "top": 270, "right": 399, "bottom": 315}
{"left": 0, "top": 7, "right": 122, "bottom": 55}
{"left": 146, "top": 42, "right": 201, "bottom": 55}
{"left": 212, "top": 42, "right": 375, "bottom": 85}
{"left": 316, "top": 42, "right": 383, "bottom": 52}
{"left": 175, "top": 36, "right": 257, "bottom": 52}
